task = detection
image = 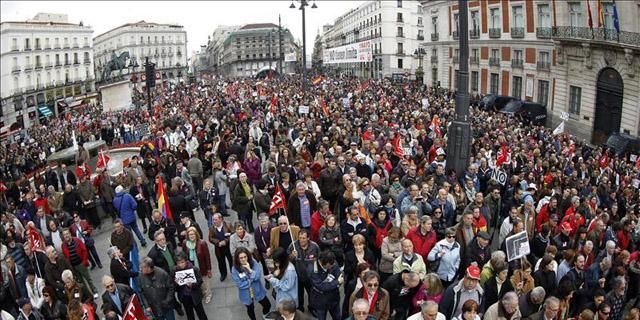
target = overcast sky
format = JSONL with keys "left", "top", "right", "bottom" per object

{"left": 1, "top": 1, "right": 365, "bottom": 58}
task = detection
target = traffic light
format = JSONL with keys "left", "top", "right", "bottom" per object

{"left": 145, "top": 61, "right": 156, "bottom": 88}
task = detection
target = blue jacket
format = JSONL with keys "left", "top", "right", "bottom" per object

{"left": 231, "top": 260, "right": 267, "bottom": 305}
{"left": 268, "top": 263, "right": 298, "bottom": 306}
{"left": 307, "top": 260, "right": 341, "bottom": 310}
{"left": 113, "top": 192, "right": 138, "bottom": 225}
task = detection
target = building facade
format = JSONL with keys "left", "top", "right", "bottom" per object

{"left": 211, "top": 23, "right": 299, "bottom": 78}
{"left": 420, "top": 0, "right": 640, "bottom": 144}
{"left": 205, "top": 25, "right": 240, "bottom": 74}
{"left": 0, "top": 13, "right": 95, "bottom": 132}
{"left": 320, "top": 0, "right": 424, "bottom": 80}
{"left": 93, "top": 20, "right": 188, "bottom": 83}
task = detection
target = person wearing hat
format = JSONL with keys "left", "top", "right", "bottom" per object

{"left": 439, "top": 265, "right": 485, "bottom": 319}
{"left": 17, "top": 296, "right": 44, "bottom": 320}
{"left": 177, "top": 211, "right": 203, "bottom": 244}
{"left": 461, "top": 231, "right": 492, "bottom": 274}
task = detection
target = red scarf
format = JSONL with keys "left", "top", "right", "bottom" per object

{"left": 362, "top": 289, "right": 378, "bottom": 315}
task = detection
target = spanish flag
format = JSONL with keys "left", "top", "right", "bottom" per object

{"left": 157, "top": 176, "right": 173, "bottom": 221}
{"left": 312, "top": 75, "right": 323, "bottom": 86}
{"left": 597, "top": 0, "right": 604, "bottom": 28}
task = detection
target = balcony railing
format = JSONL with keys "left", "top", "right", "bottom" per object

{"left": 161, "top": 53, "right": 167, "bottom": 57}
{"left": 24, "top": 64, "right": 34, "bottom": 71}
{"left": 83, "top": 43, "right": 90, "bottom": 48}
{"left": 431, "top": 33, "right": 439, "bottom": 41}
{"left": 396, "top": 50, "right": 405, "bottom": 55}
{"left": 511, "top": 27, "right": 525, "bottom": 38}
{"left": 431, "top": 56, "right": 438, "bottom": 63}
{"left": 511, "top": 58, "right": 524, "bottom": 68}
{"left": 536, "top": 27, "right": 552, "bottom": 39}
{"left": 24, "top": 47, "right": 32, "bottom": 51}
{"left": 45, "top": 63, "right": 53, "bottom": 69}
{"left": 65, "top": 61, "right": 71, "bottom": 66}
{"left": 177, "top": 52, "right": 183, "bottom": 57}
{"left": 54, "top": 45, "right": 61, "bottom": 49}
{"left": 552, "top": 26, "right": 640, "bottom": 46}
{"left": 11, "top": 46, "right": 19, "bottom": 51}
{"left": 25, "top": 85, "right": 35, "bottom": 92}
{"left": 453, "top": 31, "right": 459, "bottom": 40}
{"left": 397, "top": 18, "right": 404, "bottom": 23}
{"left": 35, "top": 63, "right": 43, "bottom": 70}
{"left": 55, "top": 62, "right": 62, "bottom": 67}
{"left": 63, "top": 44, "right": 70, "bottom": 49}
{"left": 44, "top": 45, "right": 51, "bottom": 50}
{"left": 470, "top": 29, "right": 480, "bottom": 39}
{"left": 489, "top": 57, "right": 500, "bottom": 66}
{"left": 417, "top": 35, "right": 424, "bottom": 40}
{"left": 397, "top": 33, "right": 404, "bottom": 38}
{"left": 84, "top": 59, "right": 91, "bottom": 65}
{"left": 453, "top": 55, "right": 459, "bottom": 64}
{"left": 35, "top": 45, "right": 42, "bottom": 50}
{"left": 489, "top": 28, "right": 501, "bottom": 38}
{"left": 12, "top": 66, "right": 21, "bottom": 73}
{"left": 470, "top": 56, "right": 479, "bottom": 64}
{"left": 72, "top": 43, "right": 79, "bottom": 48}
{"left": 537, "top": 61, "right": 551, "bottom": 71}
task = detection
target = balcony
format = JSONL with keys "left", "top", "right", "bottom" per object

{"left": 511, "top": 27, "right": 525, "bottom": 38}
{"left": 431, "top": 56, "right": 438, "bottom": 64}
{"left": 83, "top": 43, "right": 90, "bottom": 48}
{"left": 470, "top": 56, "right": 480, "bottom": 65}
{"left": 417, "top": 35, "right": 424, "bottom": 41}
{"left": 11, "top": 66, "right": 21, "bottom": 74}
{"left": 35, "top": 63, "right": 43, "bottom": 70}
{"left": 25, "top": 85, "right": 35, "bottom": 92}
{"left": 55, "top": 62, "right": 62, "bottom": 68}
{"left": 44, "top": 45, "right": 51, "bottom": 50}
{"left": 54, "top": 44, "right": 61, "bottom": 49}
{"left": 552, "top": 26, "right": 640, "bottom": 46}
{"left": 511, "top": 58, "right": 524, "bottom": 68}
{"left": 24, "top": 64, "right": 34, "bottom": 71}
{"left": 12, "top": 88, "right": 24, "bottom": 96}
{"left": 453, "top": 55, "right": 459, "bottom": 64}
{"left": 72, "top": 43, "right": 79, "bottom": 48}
{"left": 431, "top": 33, "right": 439, "bottom": 41}
{"left": 453, "top": 31, "right": 459, "bottom": 40}
{"left": 177, "top": 52, "right": 183, "bottom": 57}
{"left": 536, "top": 27, "right": 552, "bottom": 39}
{"left": 168, "top": 52, "right": 174, "bottom": 57}
{"left": 489, "top": 57, "right": 500, "bottom": 66}
{"left": 397, "top": 33, "right": 404, "bottom": 38}
{"left": 35, "top": 45, "right": 42, "bottom": 51}
{"left": 396, "top": 50, "right": 405, "bottom": 55}
{"left": 65, "top": 61, "right": 71, "bottom": 66}
{"left": 161, "top": 52, "right": 167, "bottom": 57}
{"left": 45, "top": 63, "right": 53, "bottom": 69}
{"left": 63, "top": 44, "right": 70, "bottom": 49}
{"left": 84, "top": 59, "right": 91, "bottom": 65}
{"left": 397, "top": 17, "right": 404, "bottom": 23}
{"left": 24, "top": 46, "right": 32, "bottom": 51}
{"left": 11, "top": 46, "right": 19, "bottom": 51}
{"left": 537, "top": 61, "right": 551, "bottom": 71}
{"left": 154, "top": 54, "right": 159, "bottom": 58}
{"left": 470, "top": 29, "right": 480, "bottom": 39}
{"left": 489, "top": 28, "right": 501, "bottom": 38}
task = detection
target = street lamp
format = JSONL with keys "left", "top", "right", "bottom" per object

{"left": 289, "top": 0, "right": 317, "bottom": 90}
{"left": 413, "top": 48, "right": 426, "bottom": 84}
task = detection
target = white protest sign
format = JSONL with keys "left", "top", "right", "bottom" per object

{"left": 298, "top": 105, "right": 310, "bottom": 114}
{"left": 505, "top": 231, "right": 530, "bottom": 262}
{"left": 175, "top": 268, "right": 197, "bottom": 286}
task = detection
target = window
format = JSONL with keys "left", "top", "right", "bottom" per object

{"left": 432, "top": 68, "right": 438, "bottom": 85}
{"left": 491, "top": 49, "right": 500, "bottom": 59}
{"left": 489, "top": 73, "right": 500, "bottom": 94}
{"left": 471, "top": 71, "right": 479, "bottom": 91}
{"left": 55, "top": 54, "right": 60, "bottom": 65}
{"left": 538, "top": 80, "right": 549, "bottom": 106}
{"left": 397, "top": 58, "right": 403, "bottom": 68}
{"left": 432, "top": 16, "right": 438, "bottom": 34}
{"left": 432, "top": 48, "right": 437, "bottom": 57}
{"left": 418, "top": 30, "right": 424, "bottom": 39}
{"left": 539, "top": 51, "right": 550, "bottom": 63}
{"left": 418, "top": 17, "right": 423, "bottom": 26}
{"left": 12, "top": 57, "right": 18, "bottom": 67}
{"left": 470, "top": 11, "right": 480, "bottom": 33}
{"left": 453, "top": 13, "right": 459, "bottom": 33}
{"left": 397, "top": 42, "right": 403, "bottom": 54}
{"left": 569, "top": 86, "right": 582, "bottom": 114}
{"left": 397, "top": 12, "right": 403, "bottom": 22}
{"left": 472, "top": 48, "right": 479, "bottom": 59}
{"left": 512, "top": 76, "right": 522, "bottom": 97}
{"left": 603, "top": 3, "right": 615, "bottom": 29}
{"left": 514, "top": 49, "right": 523, "bottom": 60}
{"left": 538, "top": 4, "right": 551, "bottom": 28}
{"left": 417, "top": 5, "right": 423, "bottom": 14}
{"left": 512, "top": 6, "right": 524, "bottom": 28}
{"left": 397, "top": 27, "right": 404, "bottom": 37}
{"left": 397, "top": 0, "right": 402, "bottom": 8}
{"left": 25, "top": 38, "right": 31, "bottom": 49}
{"left": 569, "top": 3, "right": 582, "bottom": 28}
{"left": 35, "top": 38, "right": 41, "bottom": 49}
{"left": 141, "top": 36, "right": 144, "bottom": 44}
{"left": 490, "top": 8, "right": 501, "bottom": 28}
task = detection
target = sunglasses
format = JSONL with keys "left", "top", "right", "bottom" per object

{"left": 279, "top": 222, "right": 288, "bottom": 226}
{"left": 446, "top": 235, "right": 455, "bottom": 238}
{"left": 367, "top": 283, "right": 379, "bottom": 288}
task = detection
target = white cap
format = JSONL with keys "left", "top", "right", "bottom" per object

{"left": 115, "top": 185, "right": 124, "bottom": 193}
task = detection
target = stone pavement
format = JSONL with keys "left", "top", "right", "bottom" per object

{"left": 86, "top": 204, "right": 283, "bottom": 320}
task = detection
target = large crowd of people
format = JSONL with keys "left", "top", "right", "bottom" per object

{"left": 0, "top": 75, "right": 639, "bottom": 320}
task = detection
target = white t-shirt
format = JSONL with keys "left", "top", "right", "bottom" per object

{"left": 407, "top": 311, "right": 446, "bottom": 320}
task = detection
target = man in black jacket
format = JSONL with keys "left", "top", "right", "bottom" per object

{"left": 308, "top": 250, "right": 343, "bottom": 320}
{"left": 287, "top": 182, "right": 318, "bottom": 229}
{"left": 147, "top": 230, "right": 177, "bottom": 274}
{"left": 140, "top": 257, "right": 176, "bottom": 320}
{"left": 318, "top": 158, "right": 341, "bottom": 211}
{"left": 382, "top": 271, "right": 421, "bottom": 320}
{"left": 101, "top": 275, "right": 134, "bottom": 317}
{"left": 147, "top": 209, "right": 177, "bottom": 248}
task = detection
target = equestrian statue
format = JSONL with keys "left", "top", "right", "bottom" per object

{"left": 101, "top": 51, "right": 131, "bottom": 81}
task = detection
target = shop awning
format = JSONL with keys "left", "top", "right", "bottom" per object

{"left": 38, "top": 105, "right": 53, "bottom": 117}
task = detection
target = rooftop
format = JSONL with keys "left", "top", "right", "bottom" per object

{"left": 240, "top": 23, "right": 278, "bottom": 30}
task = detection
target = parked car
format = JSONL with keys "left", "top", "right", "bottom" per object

{"left": 499, "top": 101, "right": 547, "bottom": 126}
{"left": 479, "top": 94, "right": 519, "bottom": 111}
{"left": 605, "top": 132, "right": 640, "bottom": 158}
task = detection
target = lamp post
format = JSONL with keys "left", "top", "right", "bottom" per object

{"left": 289, "top": 0, "right": 317, "bottom": 90}
{"left": 413, "top": 48, "right": 425, "bottom": 85}
{"left": 446, "top": 0, "right": 472, "bottom": 177}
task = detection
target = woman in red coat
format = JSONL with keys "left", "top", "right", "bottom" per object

{"left": 182, "top": 226, "right": 213, "bottom": 304}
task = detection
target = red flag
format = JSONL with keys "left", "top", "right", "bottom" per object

{"left": 270, "top": 94, "right": 278, "bottom": 114}
{"left": 429, "top": 115, "right": 442, "bottom": 138}
{"left": 567, "top": 142, "right": 576, "bottom": 159}
{"left": 599, "top": 151, "right": 609, "bottom": 169}
{"left": 496, "top": 143, "right": 509, "bottom": 167}
{"left": 269, "top": 184, "right": 287, "bottom": 216}
{"left": 0, "top": 182, "right": 6, "bottom": 192}
{"left": 96, "top": 150, "right": 110, "bottom": 170}
{"left": 392, "top": 133, "right": 404, "bottom": 158}
{"left": 157, "top": 176, "right": 173, "bottom": 221}
{"left": 311, "top": 75, "right": 323, "bottom": 86}
{"left": 123, "top": 294, "right": 148, "bottom": 320}
{"left": 319, "top": 98, "right": 330, "bottom": 118}
{"left": 27, "top": 225, "right": 46, "bottom": 253}
{"left": 358, "top": 80, "right": 370, "bottom": 92}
